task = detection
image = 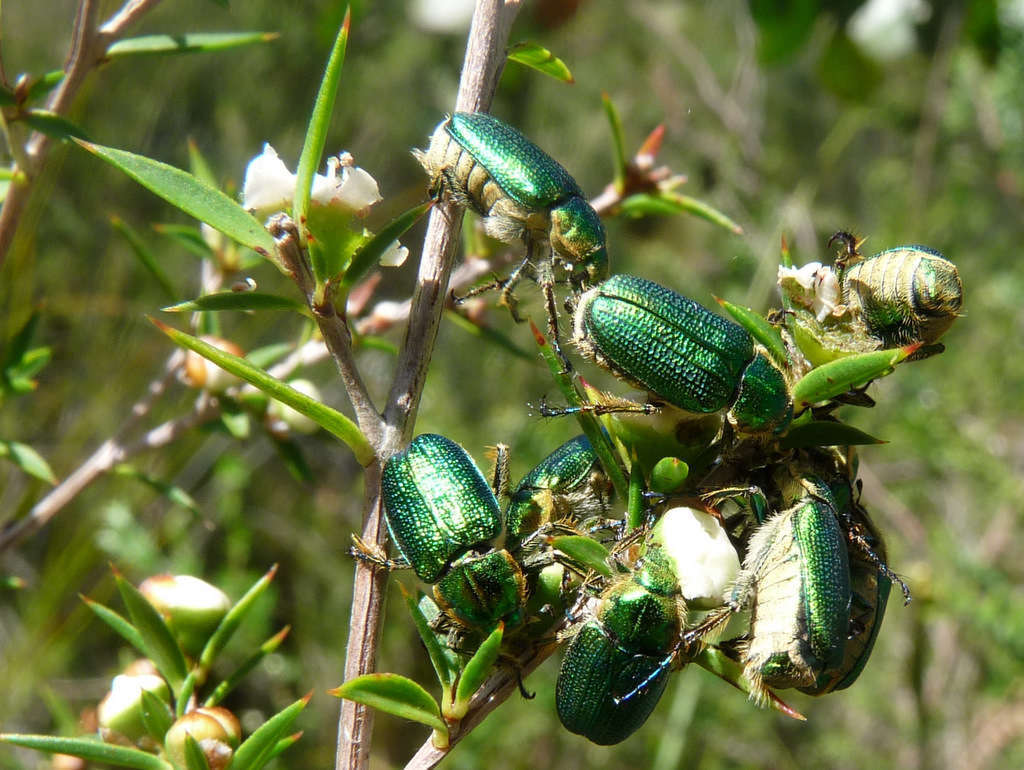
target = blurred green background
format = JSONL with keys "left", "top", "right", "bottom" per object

{"left": 2, "top": 0, "right": 1023, "bottom": 767}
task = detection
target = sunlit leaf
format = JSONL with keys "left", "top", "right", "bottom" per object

{"left": 199, "top": 565, "right": 279, "bottom": 671}
{"left": 107, "top": 32, "right": 278, "bottom": 58}
{"left": 339, "top": 201, "right": 431, "bottom": 289}
{"left": 452, "top": 624, "right": 504, "bottom": 719}
{"left": 81, "top": 597, "right": 145, "bottom": 652}
{"left": 115, "top": 573, "right": 189, "bottom": 692}
{"left": 716, "top": 297, "right": 787, "bottom": 366}
{"left": 507, "top": 41, "right": 574, "bottom": 83}
{"left": 0, "top": 734, "right": 172, "bottom": 769}
{"left": 403, "top": 587, "right": 456, "bottom": 691}
{"left": 332, "top": 674, "right": 446, "bottom": 733}
{"left": 550, "top": 535, "right": 613, "bottom": 578}
{"left": 619, "top": 192, "right": 743, "bottom": 234}
{"left": 21, "top": 110, "right": 89, "bottom": 141}
{"left": 602, "top": 93, "right": 627, "bottom": 194}
{"left": 231, "top": 693, "right": 309, "bottom": 770}
{"left": 779, "top": 421, "right": 886, "bottom": 450}
{"left": 150, "top": 320, "right": 374, "bottom": 466}
{"left": 204, "top": 626, "right": 290, "bottom": 707}
{"left": 0, "top": 440, "right": 57, "bottom": 484}
{"left": 792, "top": 346, "right": 915, "bottom": 410}
{"left": 75, "top": 140, "right": 275, "bottom": 254}
{"left": 25, "top": 70, "right": 65, "bottom": 103}
{"left": 139, "top": 688, "right": 174, "bottom": 743}
{"left": 294, "top": 9, "right": 351, "bottom": 253}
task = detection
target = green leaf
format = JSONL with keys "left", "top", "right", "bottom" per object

{"left": 779, "top": 421, "right": 886, "bottom": 450}
{"left": 0, "top": 734, "right": 172, "bottom": 769}
{"left": 602, "top": 93, "right": 627, "bottom": 194}
{"left": 114, "top": 464, "right": 202, "bottom": 516}
{"left": 107, "top": 32, "right": 278, "bottom": 58}
{"left": 333, "top": 674, "right": 446, "bottom": 733}
{"left": 199, "top": 564, "right": 279, "bottom": 671}
{"left": 139, "top": 688, "right": 175, "bottom": 743}
{"left": 75, "top": 140, "right": 275, "bottom": 254}
{"left": 444, "top": 310, "right": 533, "bottom": 361}
{"left": 204, "top": 626, "right": 290, "bottom": 707}
{"left": 627, "top": 452, "right": 644, "bottom": 531}
{"left": 403, "top": 587, "right": 456, "bottom": 691}
{"left": 715, "top": 297, "right": 787, "bottom": 366}
{"left": 177, "top": 673, "right": 198, "bottom": 718}
{"left": 163, "top": 292, "right": 305, "bottom": 314}
{"left": 0, "top": 440, "right": 57, "bottom": 484}
{"left": 245, "top": 343, "right": 294, "bottom": 370}
{"left": 110, "top": 217, "right": 179, "bottom": 302}
{"left": 115, "top": 573, "right": 189, "bottom": 692}
{"left": 550, "top": 535, "right": 613, "bottom": 578}
{"left": 294, "top": 8, "right": 351, "bottom": 255}
{"left": 184, "top": 734, "right": 211, "bottom": 770}
{"left": 339, "top": 201, "right": 431, "bottom": 289}
{"left": 219, "top": 404, "right": 251, "bottom": 439}
{"left": 619, "top": 191, "right": 743, "bottom": 234}
{"left": 694, "top": 648, "right": 805, "bottom": 720}
{"left": 452, "top": 624, "right": 504, "bottom": 719}
{"left": 267, "top": 733, "right": 302, "bottom": 761}
{"left": 231, "top": 694, "right": 310, "bottom": 770}
{"left": 792, "top": 346, "right": 915, "bottom": 410}
{"left": 21, "top": 110, "right": 89, "bottom": 141}
{"left": 81, "top": 596, "right": 145, "bottom": 652}
{"left": 187, "top": 139, "right": 218, "bottom": 189}
{"left": 507, "top": 41, "right": 574, "bottom": 83}
{"left": 151, "top": 320, "right": 374, "bottom": 466}
{"left": 25, "top": 70, "right": 65, "bottom": 103}
{"left": 152, "top": 223, "right": 214, "bottom": 259}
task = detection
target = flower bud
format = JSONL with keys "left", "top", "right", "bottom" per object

{"left": 266, "top": 378, "right": 322, "bottom": 435}
{"left": 138, "top": 575, "right": 231, "bottom": 658}
{"left": 164, "top": 711, "right": 235, "bottom": 770}
{"left": 182, "top": 336, "right": 244, "bottom": 393}
{"left": 651, "top": 507, "right": 741, "bottom": 609}
{"left": 97, "top": 671, "right": 170, "bottom": 745}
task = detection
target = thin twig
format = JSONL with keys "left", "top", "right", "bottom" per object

{"left": 0, "top": 0, "right": 165, "bottom": 267}
{"left": 336, "top": 3, "right": 522, "bottom": 769}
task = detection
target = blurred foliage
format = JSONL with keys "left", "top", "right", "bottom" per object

{"left": 2, "top": 0, "right": 1023, "bottom": 768}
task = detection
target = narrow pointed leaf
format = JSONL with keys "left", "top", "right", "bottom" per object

{"left": 199, "top": 565, "right": 279, "bottom": 670}
{"left": 244, "top": 342, "right": 294, "bottom": 369}
{"left": 107, "top": 32, "right": 278, "bottom": 58}
{"left": 0, "top": 734, "right": 172, "bottom": 768}
{"left": 115, "top": 574, "right": 188, "bottom": 692}
{"left": 26, "top": 71, "right": 65, "bottom": 103}
{"left": 792, "top": 346, "right": 915, "bottom": 409}
{"left": 0, "top": 440, "right": 56, "bottom": 484}
{"left": 22, "top": 110, "right": 89, "bottom": 141}
{"left": 339, "top": 201, "right": 431, "bottom": 289}
{"left": 204, "top": 626, "right": 290, "bottom": 707}
{"left": 139, "top": 689, "right": 175, "bottom": 743}
{"left": 184, "top": 734, "right": 210, "bottom": 770}
{"left": 507, "top": 41, "right": 574, "bottom": 83}
{"left": 114, "top": 464, "right": 201, "bottom": 516}
{"left": 444, "top": 310, "right": 532, "bottom": 360}
{"left": 779, "top": 421, "right": 886, "bottom": 449}
{"left": 268, "top": 732, "right": 302, "bottom": 761}
{"left": 694, "top": 648, "right": 805, "bottom": 720}
{"left": 187, "top": 140, "right": 218, "bottom": 189}
{"left": 231, "top": 694, "right": 310, "bottom": 770}
{"left": 453, "top": 624, "right": 504, "bottom": 718}
{"left": 716, "top": 297, "right": 787, "bottom": 366}
{"left": 403, "top": 586, "right": 456, "bottom": 691}
{"left": 177, "top": 672, "right": 198, "bottom": 718}
{"left": 75, "top": 140, "right": 275, "bottom": 254}
{"left": 332, "top": 674, "right": 446, "bottom": 733}
{"left": 550, "top": 535, "right": 613, "bottom": 577}
{"left": 162, "top": 292, "right": 305, "bottom": 314}
{"left": 294, "top": 8, "right": 351, "bottom": 249}
{"left": 602, "top": 93, "right": 627, "bottom": 193}
{"left": 619, "top": 191, "right": 743, "bottom": 234}
{"left": 111, "top": 217, "right": 179, "bottom": 302}
{"left": 151, "top": 320, "right": 374, "bottom": 465}
{"left": 627, "top": 451, "right": 644, "bottom": 531}
{"left": 82, "top": 597, "right": 145, "bottom": 651}
{"left": 153, "top": 223, "right": 214, "bottom": 258}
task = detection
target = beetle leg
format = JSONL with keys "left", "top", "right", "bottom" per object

{"left": 349, "top": 534, "right": 411, "bottom": 572}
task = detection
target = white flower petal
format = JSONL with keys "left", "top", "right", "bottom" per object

{"left": 653, "top": 507, "right": 741, "bottom": 608}
{"left": 242, "top": 144, "right": 295, "bottom": 216}
{"left": 379, "top": 240, "right": 409, "bottom": 267}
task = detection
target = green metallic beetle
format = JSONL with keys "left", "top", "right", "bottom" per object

{"left": 378, "top": 433, "right": 527, "bottom": 631}
{"left": 556, "top": 546, "right": 685, "bottom": 745}
{"left": 830, "top": 231, "right": 963, "bottom": 347}
{"left": 727, "top": 477, "right": 852, "bottom": 702}
{"left": 414, "top": 112, "right": 608, "bottom": 353}
{"left": 505, "top": 434, "right": 614, "bottom": 548}
{"left": 573, "top": 273, "right": 793, "bottom": 435}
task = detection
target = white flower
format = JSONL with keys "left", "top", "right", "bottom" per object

{"left": 410, "top": 0, "right": 475, "bottom": 34}
{"left": 778, "top": 261, "right": 841, "bottom": 322}
{"left": 379, "top": 240, "right": 409, "bottom": 267}
{"left": 242, "top": 144, "right": 295, "bottom": 217}
{"left": 651, "top": 507, "right": 741, "bottom": 609}
{"left": 848, "top": 0, "right": 930, "bottom": 61}
{"left": 312, "top": 152, "right": 382, "bottom": 212}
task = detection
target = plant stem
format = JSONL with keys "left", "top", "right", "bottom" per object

{"left": 335, "top": 3, "right": 522, "bottom": 769}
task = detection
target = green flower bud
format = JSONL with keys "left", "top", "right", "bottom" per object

{"left": 97, "top": 671, "right": 170, "bottom": 746}
{"left": 138, "top": 574, "right": 231, "bottom": 658}
{"left": 164, "top": 711, "right": 234, "bottom": 770}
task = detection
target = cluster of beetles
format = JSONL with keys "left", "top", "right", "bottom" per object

{"left": 355, "top": 112, "right": 965, "bottom": 745}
